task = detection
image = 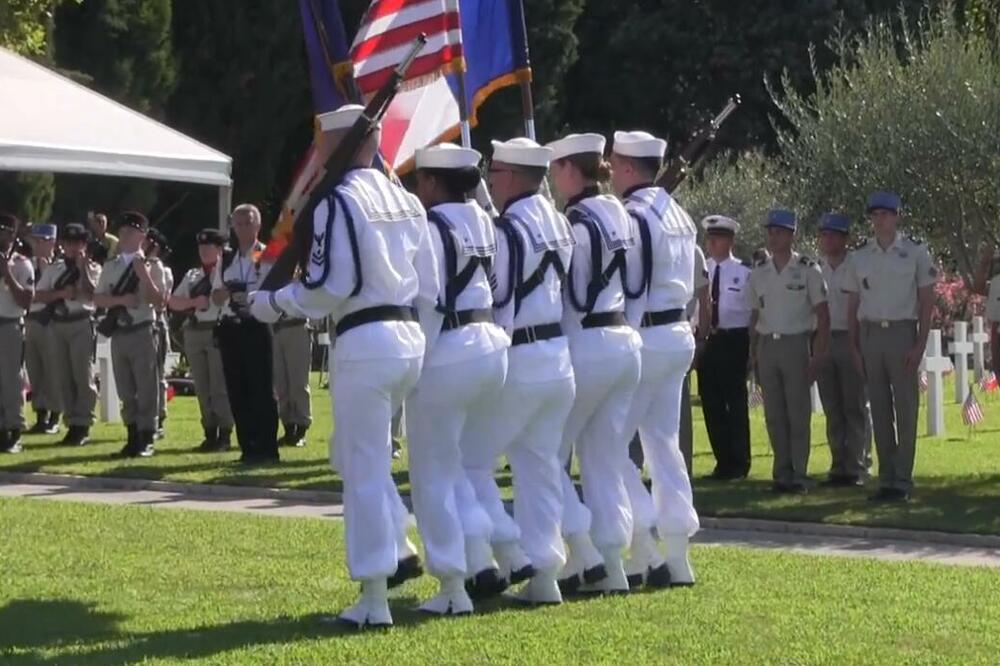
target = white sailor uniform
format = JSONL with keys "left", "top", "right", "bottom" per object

{"left": 464, "top": 191, "right": 576, "bottom": 600}
{"left": 557, "top": 188, "right": 642, "bottom": 593}
{"left": 406, "top": 198, "right": 510, "bottom": 614}
{"left": 620, "top": 184, "right": 700, "bottom": 586}
{"left": 256, "top": 167, "right": 440, "bottom": 627}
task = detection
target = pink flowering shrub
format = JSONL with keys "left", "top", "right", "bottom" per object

{"left": 933, "top": 271, "right": 983, "bottom": 331}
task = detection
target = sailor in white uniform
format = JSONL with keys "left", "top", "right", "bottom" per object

{"left": 250, "top": 104, "right": 439, "bottom": 628}
{"left": 406, "top": 143, "right": 510, "bottom": 615}
{"left": 612, "top": 130, "right": 700, "bottom": 587}
{"left": 547, "top": 133, "right": 642, "bottom": 595}
{"left": 463, "top": 137, "right": 576, "bottom": 605}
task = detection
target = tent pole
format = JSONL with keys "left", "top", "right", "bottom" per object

{"left": 218, "top": 185, "right": 232, "bottom": 232}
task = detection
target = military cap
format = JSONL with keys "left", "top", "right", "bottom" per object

{"left": 62, "top": 223, "right": 89, "bottom": 242}
{"left": 30, "top": 223, "right": 57, "bottom": 240}
{"left": 866, "top": 191, "right": 902, "bottom": 214}
{"left": 119, "top": 211, "right": 150, "bottom": 232}
{"left": 819, "top": 212, "right": 851, "bottom": 234}
{"left": 0, "top": 213, "right": 20, "bottom": 233}
{"left": 701, "top": 214, "right": 740, "bottom": 236}
{"left": 196, "top": 228, "right": 226, "bottom": 246}
{"left": 765, "top": 209, "right": 797, "bottom": 231}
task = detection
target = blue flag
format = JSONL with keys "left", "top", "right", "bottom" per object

{"left": 298, "top": 0, "right": 352, "bottom": 113}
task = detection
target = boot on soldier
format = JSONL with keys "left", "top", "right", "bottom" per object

{"left": 6, "top": 430, "right": 23, "bottom": 454}
{"left": 196, "top": 426, "right": 219, "bottom": 452}
{"left": 28, "top": 409, "right": 49, "bottom": 434}
{"left": 209, "top": 428, "right": 233, "bottom": 452}
{"left": 117, "top": 424, "right": 138, "bottom": 458}
{"left": 45, "top": 411, "right": 61, "bottom": 435}
{"left": 135, "top": 430, "right": 156, "bottom": 458}
{"left": 62, "top": 425, "right": 90, "bottom": 447}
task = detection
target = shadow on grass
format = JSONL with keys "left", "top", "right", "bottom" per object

{"left": 0, "top": 595, "right": 526, "bottom": 665}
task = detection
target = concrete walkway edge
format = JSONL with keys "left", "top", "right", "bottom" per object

{"left": 3, "top": 470, "right": 999, "bottom": 550}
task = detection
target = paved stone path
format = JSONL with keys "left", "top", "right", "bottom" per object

{"left": 3, "top": 480, "right": 998, "bottom": 569}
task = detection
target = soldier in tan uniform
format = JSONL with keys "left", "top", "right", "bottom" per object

{"left": 845, "top": 191, "right": 936, "bottom": 502}
{"left": 144, "top": 229, "right": 173, "bottom": 438}
{"left": 24, "top": 223, "right": 61, "bottom": 435}
{"left": 816, "top": 213, "right": 872, "bottom": 486}
{"left": 169, "top": 229, "right": 234, "bottom": 451}
{"left": 747, "top": 209, "right": 830, "bottom": 493}
{"left": 35, "top": 223, "right": 101, "bottom": 446}
{"left": 0, "top": 214, "right": 35, "bottom": 454}
{"left": 94, "top": 212, "right": 167, "bottom": 458}
{"left": 272, "top": 316, "right": 312, "bottom": 448}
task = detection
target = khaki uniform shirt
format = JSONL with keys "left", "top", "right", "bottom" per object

{"left": 0, "top": 253, "right": 34, "bottom": 319}
{"left": 820, "top": 255, "right": 853, "bottom": 331}
{"left": 842, "top": 234, "right": 937, "bottom": 322}
{"left": 37, "top": 257, "right": 102, "bottom": 315}
{"left": 747, "top": 252, "right": 827, "bottom": 335}
{"left": 174, "top": 267, "right": 230, "bottom": 322}
{"left": 95, "top": 253, "right": 165, "bottom": 325}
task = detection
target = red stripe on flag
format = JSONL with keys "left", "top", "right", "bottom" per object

{"left": 351, "top": 12, "right": 459, "bottom": 62}
{"left": 354, "top": 45, "right": 462, "bottom": 93}
{"left": 360, "top": 0, "right": 441, "bottom": 23}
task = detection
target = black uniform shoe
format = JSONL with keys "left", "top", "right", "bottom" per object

{"left": 6, "top": 430, "right": 23, "bottom": 454}
{"left": 509, "top": 564, "right": 537, "bottom": 585}
{"left": 885, "top": 488, "right": 911, "bottom": 503}
{"left": 134, "top": 431, "right": 155, "bottom": 458}
{"left": 465, "top": 567, "right": 508, "bottom": 600}
{"left": 867, "top": 487, "right": 894, "bottom": 502}
{"left": 196, "top": 427, "right": 219, "bottom": 452}
{"left": 387, "top": 554, "right": 424, "bottom": 589}
{"left": 290, "top": 426, "right": 307, "bottom": 448}
{"left": 116, "top": 424, "right": 139, "bottom": 458}
{"left": 63, "top": 426, "right": 90, "bottom": 447}
{"left": 646, "top": 563, "right": 673, "bottom": 589}
{"left": 44, "top": 412, "right": 61, "bottom": 434}
{"left": 210, "top": 428, "right": 233, "bottom": 452}
{"left": 28, "top": 410, "right": 50, "bottom": 434}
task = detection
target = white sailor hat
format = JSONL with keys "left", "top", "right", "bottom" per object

{"left": 701, "top": 214, "right": 740, "bottom": 235}
{"left": 546, "top": 133, "right": 606, "bottom": 162}
{"left": 415, "top": 143, "right": 482, "bottom": 170}
{"left": 490, "top": 137, "right": 553, "bottom": 168}
{"left": 613, "top": 131, "right": 668, "bottom": 159}
{"left": 316, "top": 104, "right": 378, "bottom": 132}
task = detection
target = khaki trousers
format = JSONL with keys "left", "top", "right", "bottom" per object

{"left": 184, "top": 325, "right": 233, "bottom": 429}
{"left": 25, "top": 318, "right": 60, "bottom": 413}
{"left": 272, "top": 322, "right": 312, "bottom": 427}
{"left": 757, "top": 333, "right": 813, "bottom": 485}
{"left": 860, "top": 320, "right": 919, "bottom": 491}
{"left": 111, "top": 324, "right": 158, "bottom": 431}
{"left": 816, "top": 332, "right": 872, "bottom": 478}
{"left": 0, "top": 321, "right": 25, "bottom": 430}
{"left": 50, "top": 317, "right": 97, "bottom": 426}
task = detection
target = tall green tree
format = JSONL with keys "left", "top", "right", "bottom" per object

{"left": 49, "top": 0, "right": 176, "bottom": 220}
{"left": 0, "top": 0, "right": 58, "bottom": 55}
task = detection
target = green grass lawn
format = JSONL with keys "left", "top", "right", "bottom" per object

{"left": 4, "top": 374, "right": 1000, "bottom": 535}
{"left": 2, "top": 498, "right": 999, "bottom": 665}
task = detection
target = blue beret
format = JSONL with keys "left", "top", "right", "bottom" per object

{"left": 765, "top": 208, "right": 796, "bottom": 230}
{"left": 866, "top": 191, "right": 901, "bottom": 213}
{"left": 819, "top": 212, "right": 851, "bottom": 234}
{"left": 30, "top": 223, "right": 58, "bottom": 239}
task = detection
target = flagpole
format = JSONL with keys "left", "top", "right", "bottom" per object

{"left": 511, "top": 0, "right": 537, "bottom": 140}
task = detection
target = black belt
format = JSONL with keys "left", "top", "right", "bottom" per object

{"left": 186, "top": 320, "right": 218, "bottom": 331}
{"left": 26, "top": 311, "right": 45, "bottom": 322}
{"left": 580, "top": 311, "right": 628, "bottom": 329}
{"left": 52, "top": 312, "right": 92, "bottom": 324}
{"left": 272, "top": 318, "right": 307, "bottom": 331}
{"left": 641, "top": 308, "right": 685, "bottom": 328}
{"left": 711, "top": 327, "right": 749, "bottom": 336}
{"left": 117, "top": 321, "right": 153, "bottom": 335}
{"left": 441, "top": 308, "right": 493, "bottom": 332}
{"left": 0, "top": 317, "right": 21, "bottom": 326}
{"left": 336, "top": 305, "right": 417, "bottom": 337}
{"left": 511, "top": 322, "right": 563, "bottom": 346}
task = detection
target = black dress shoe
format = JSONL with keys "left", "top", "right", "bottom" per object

{"left": 45, "top": 412, "right": 62, "bottom": 434}
{"left": 867, "top": 487, "right": 893, "bottom": 502}
{"left": 64, "top": 426, "right": 90, "bottom": 447}
{"left": 2, "top": 430, "right": 22, "bottom": 454}
{"left": 558, "top": 573, "right": 582, "bottom": 595}
{"left": 465, "top": 567, "right": 508, "bottom": 600}
{"left": 387, "top": 554, "right": 424, "bottom": 589}
{"left": 509, "top": 564, "right": 536, "bottom": 585}
{"left": 646, "top": 563, "right": 672, "bottom": 589}
{"left": 582, "top": 563, "right": 607, "bottom": 585}
{"left": 27, "top": 411, "right": 49, "bottom": 434}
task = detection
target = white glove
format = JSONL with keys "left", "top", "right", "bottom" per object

{"left": 248, "top": 290, "right": 282, "bottom": 324}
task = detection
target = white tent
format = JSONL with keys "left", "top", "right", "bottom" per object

{"left": 0, "top": 47, "right": 233, "bottom": 226}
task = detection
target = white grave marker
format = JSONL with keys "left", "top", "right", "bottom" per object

{"left": 971, "top": 316, "right": 989, "bottom": 381}
{"left": 949, "top": 321, "right": 973, "bottom": 403}
{"left": 922, "top": 329, "right": 949, "bottom": 436}
{"left": 95, "top": 335, "right": 120, "bottom": 423}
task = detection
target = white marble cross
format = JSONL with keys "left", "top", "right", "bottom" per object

{"left": 949, "top": 321, "right": 974, "bottom": 403}
{"left": 94, "top": 336, "right": 120, "bottom": 423}
{"left": 971, "top": 316, "right": 989, "bottom": 381}
{"left": 922, "top": 329, "right": 949, "bottom": 436}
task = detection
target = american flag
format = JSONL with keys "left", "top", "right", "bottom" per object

{"left": 919, "top": 371, "right": 929, "bottom": 392}
{"left": 979, "top": 371, "right": 998, "bottom": 393}
{"left": 748, "top": 382, "right": 764, "bottom": 409}
{"left": 962, "top": 386, "right": 984, "bottom": 427}
{"left": 350, "top": 0, "right": 462, "bottom": 94}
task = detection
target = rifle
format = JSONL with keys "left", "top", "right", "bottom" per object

{"left": 259, "top": 34, "right": 427, "bottom": 292}
{"left": 657, "top": 96, "right": 741, "bottom": 194}
{"left": 36, "top": 262, "right": 81, "bottom": 326}
{"left": 96, "top": 265, "right": 140, "bottom": 337}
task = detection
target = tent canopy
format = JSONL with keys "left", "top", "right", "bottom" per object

{"left": 0, "top": 47, "right": 232, "bottom": 187}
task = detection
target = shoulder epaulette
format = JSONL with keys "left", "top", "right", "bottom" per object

{"left": 798, "top": 255, "right": 815, "bottom": 267}
{"left": 740, "top": 259, "right": 753, "bottom": 269}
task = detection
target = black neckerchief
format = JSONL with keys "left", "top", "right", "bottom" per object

{"left": 622, "top": 182, "right": 655, "bottom": 200}
{"left": 564, "top": 185, "right": 601, "bottom": 213}
{"left": 501, "top": 190, "right": 537, "bottom": 216}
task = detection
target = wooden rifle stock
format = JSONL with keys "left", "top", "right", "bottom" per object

{"left": 259, "top": 34, "right": 427, "bottom": 292}
{"left": 657, "top": 95, "right": 741, "bottom": 194}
